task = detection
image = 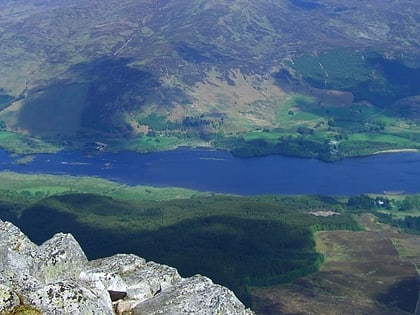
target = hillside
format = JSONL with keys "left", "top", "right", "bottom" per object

{"left": 0, "top": 0, "right": 419, "bottom": 158}
{"left": 2, "top": 172, "right": 420, "bottom": 313}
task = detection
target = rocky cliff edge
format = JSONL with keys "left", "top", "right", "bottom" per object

{"left": 0, "top": 219, "right": 254, "bottom": 314}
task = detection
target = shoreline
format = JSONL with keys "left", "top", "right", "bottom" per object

{"left": 1, "top": 145, "right": 419, "bottom": 162}
{"left": 373, "top": 148, "right": 419, "bottom": 155}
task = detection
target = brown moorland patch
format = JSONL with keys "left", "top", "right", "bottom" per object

{"left": 252, "top": 214, "right": 420, "bottom": 315}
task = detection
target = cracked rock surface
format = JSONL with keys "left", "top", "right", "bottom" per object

{"left": 0, "top": 219, "right": 254, "bottom": 314}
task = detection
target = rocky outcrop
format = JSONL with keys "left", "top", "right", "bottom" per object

{"left": 0, "top": 220, "right": 254, "bottom": 314}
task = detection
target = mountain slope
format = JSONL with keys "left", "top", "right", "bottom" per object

{"left": 0, "top": 0, "right": 418, "bottom": 158}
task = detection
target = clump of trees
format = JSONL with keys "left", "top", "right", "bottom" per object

{"left": 229, "top": 136, "right": 333, "bottom": 161}
{"left": 375, "top": 212, "right": 420, "bottom": 235}
{"left": 347, "top": 194, "right": 392, "bottom": 212}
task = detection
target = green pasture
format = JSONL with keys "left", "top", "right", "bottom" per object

{"left": 129, "top": 135, "right": 182, "bottom": 152}
{"left": 0, "top": 131, "right": 12, "bottom": 140}
{"left": 0, "top": 131, "right": 60, "bottom": 154}
{"left": 0, "top": 171, "right": 207, "bottom": 202}
{"left": 275, "top": 95, "right": 323, "bottom": 128}
{"left": 243, "top": 130, "right": 283, "bottom": 142}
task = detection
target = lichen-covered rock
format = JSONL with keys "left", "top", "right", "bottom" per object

{"left": 0, "top": 249, "right": 30, "bottom": 275}
{"left": 88, "top": 254, "right": 146, "bottom": 275}
{"left": 2, "top": 271, "right": 41, "bottom": 295}
{"left": 0, "top": 220, "right": 254, "bottom": 314}
{"left": 82, "top": 253, "right": 147, "bottom": 301}
{"left": 27, "top": 281, "right": 114, "bottom": 315}
{"left": 86, "top": 255, "right": 182, "bottom": 303}
{"left": 122, "top": 261, "right": 182, "bottom": 302}
{"left": 115, "top": 299, "right": 140, "bottom": 315}
{"left": 132, "top": 275, "right": 254, "bottom": 315}
{"left": 0, "top": 220, "right": 37, "bottom": 255}
{"left": 79, "top": 271, "right": 127, "bottom": 299}
{"left": 0, "top": 284, "right": 20, "bottom": 312}
{"left": 32, "top": 233, "right": 88, "bottom": 284}
{"left": 0, "top": 219, "right": 36, "bottom": 273}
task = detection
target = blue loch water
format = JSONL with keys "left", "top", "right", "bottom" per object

{"left": 1, "top": 148, "right": 419, "bottom": 195}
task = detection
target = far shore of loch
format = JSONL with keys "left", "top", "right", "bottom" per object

{"left": 373, "top": 148, "right": 419, "bottom": 155}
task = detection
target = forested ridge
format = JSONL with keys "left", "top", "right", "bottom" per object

{"left": 0, "top": 189, "right": 361, "bottom": 305}
{"left": 2, "top": 181, "right": 419, "bottom": 306}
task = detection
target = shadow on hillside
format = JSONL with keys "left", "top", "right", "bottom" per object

{"left": 376, "top": 277, "right": 420, "bottom": 313}
{"left": 13, "top": 203, "right": 320, "bottom": 308}
{"left": 17, "top": 57, "right": 168, "bottom": 139}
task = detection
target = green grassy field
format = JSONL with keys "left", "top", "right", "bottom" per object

{"left": 225, "top": 93, "right": 420, "bottom": 161}
{"left": 0, "top": 131, "right": 60, "bottom": 154}
{"left": 128, "top": 135, "right": 183, "bottom": 152}
{"left": 0, "top": 171, "right": 208, "bottom": 202}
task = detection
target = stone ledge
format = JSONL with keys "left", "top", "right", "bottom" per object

{"left": 0, "top": 219, "right": 254, "bottom": 314}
